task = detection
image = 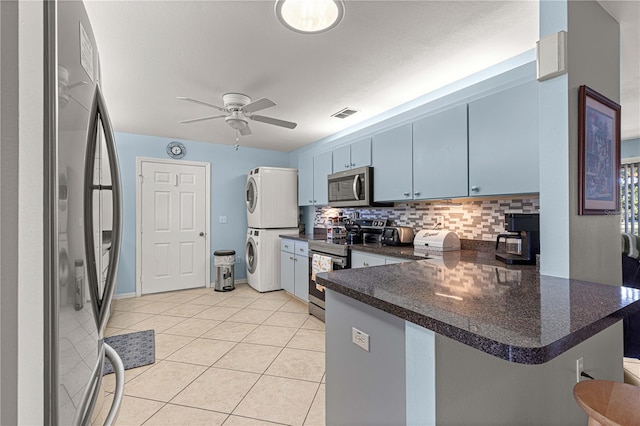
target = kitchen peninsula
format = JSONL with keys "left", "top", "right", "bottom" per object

{"left": 317, "top": 254, "right": 640, "bottom": 425}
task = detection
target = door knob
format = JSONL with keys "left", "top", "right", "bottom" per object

{"left": 199, "top": 232, "right": 205, "bottom": 236}
{"left": 414, "top": 191, "right": 421, "bottom": 196}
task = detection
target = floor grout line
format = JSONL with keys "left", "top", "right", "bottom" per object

{"left": 108, "top": 284, "right": 324, "bottom": 425}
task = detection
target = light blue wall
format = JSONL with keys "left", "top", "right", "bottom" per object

{"left": 622, "top": 138, "right": 640, "bottom": 159}
{"left": 114, "top": 132, "right": 290, "bottom": 296}
{"left": 538, "top": 0, "right": 570, "bottom": 278}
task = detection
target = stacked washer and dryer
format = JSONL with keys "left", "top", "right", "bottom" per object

{"left": 245, "top": 167, "right": 298, "bottom": 292}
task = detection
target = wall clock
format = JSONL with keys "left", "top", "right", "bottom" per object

{"left": 166, "top": 141, "right": 186, "bottom": 159}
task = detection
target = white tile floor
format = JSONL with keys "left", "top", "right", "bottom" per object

{"left": 102, "top": 283, "right": 325, "bottom": 426}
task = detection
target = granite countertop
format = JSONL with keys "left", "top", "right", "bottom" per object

{"left": 279, "top": 233, "right": 317, "bottom": 242}
{"left": 279, "top": 233, "right": 433, "bottom": 261}
{"left": 317, "top": 258, "right": 640, "bottom": 365}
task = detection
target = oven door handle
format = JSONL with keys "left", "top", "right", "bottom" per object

{"left": 309, "top": 251, "right": 347, "bottom": 267}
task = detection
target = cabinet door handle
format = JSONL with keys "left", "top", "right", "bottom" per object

{"left": 414, "top": 191, "right": 421, "bottom": 197}
{"left": 345, "top": 163, "right": 350, "bottom": 169}
{"left": 290, "top": 256, "right": 294, "bottom": 260}
{"left": 294, "top": 257, "right": 298, "bottom": 262}
{"left": 351, "top": 163, "right": 356, "bottom": 167}
{"left": 403, "top": 192, "right": 410, "bottom": 197}
{"left": 363, "top": 262, "right": 369, "bottom": 267}
{"left": 471, "top": 186, "right": 480, "bottom": 192}
{"left": 309, "top": 199, "right": 313, "bottom": 203}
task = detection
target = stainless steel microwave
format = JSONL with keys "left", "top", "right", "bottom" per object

{"left": 328, "top": 166, "right": 382, "bottom": 207}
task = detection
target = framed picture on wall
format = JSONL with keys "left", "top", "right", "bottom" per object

{"left": 578, "top": 85, "right": 621, "bottom": 215}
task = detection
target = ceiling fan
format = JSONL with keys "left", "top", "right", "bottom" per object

{"left": 177, "top": 93, "right": 297, "bottom": 137}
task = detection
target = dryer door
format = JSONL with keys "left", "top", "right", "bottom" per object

{"left": 246, "top": 177, "right": 258, "bottom": 214}
{"left": 246, "top": 237, "right": 258, "bottom": 274}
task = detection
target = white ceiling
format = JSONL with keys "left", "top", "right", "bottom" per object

{"left": 84, "top": 1, "right": 639, "bottom": 153}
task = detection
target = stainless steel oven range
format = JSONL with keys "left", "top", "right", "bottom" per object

{"left": 308, "top": 240, "right": 350, "bottom": 322}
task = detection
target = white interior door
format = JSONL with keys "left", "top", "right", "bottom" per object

{"left": 139, "top": 160, "right": 208, "bottom": 294}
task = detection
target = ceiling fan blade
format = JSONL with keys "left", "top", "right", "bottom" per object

{"left": 177, "top": 96, "right": 227, "bottom": 113}
{"left": 250, "top": 114, "right": 297, "bottom": 129}
{"left": 179, "top": 114, "right": 226, "bottom": 124}
{"left": 239, "top": 125, "right": 252, "bottom": 136}
{"left": 242, "top": 98, "right": 276, "bottom": 114}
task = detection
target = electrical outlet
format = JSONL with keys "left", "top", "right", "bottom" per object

{"left": 435, "top": 215, "right": 444, "bottom": 226}
{"left": 219, "top": 216, "right": 227, "bottom": 224}
{"left": 576, "top": 357, "right": 584, "bottom": 383}
{"left": 352, "top": 327, "right": 370, "bottom": 352}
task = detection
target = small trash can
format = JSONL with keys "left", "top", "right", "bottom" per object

{"left": 214, "top": 250, "right": 235, "bottom": 292}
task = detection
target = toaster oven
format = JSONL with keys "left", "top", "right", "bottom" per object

{"left": 381, "top": 226, "right": 415, "bottom": 246}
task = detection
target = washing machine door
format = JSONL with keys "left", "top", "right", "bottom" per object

{"left": 246, "top": 176, "right": 258, "bottom": 214}
{"left": 246, "top": 237, "right": 258, "bottom": 274}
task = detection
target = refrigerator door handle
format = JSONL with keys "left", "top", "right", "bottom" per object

{"left": 84, "top": 85, "right": 103, "bottom": 327}
{"left": 83, "top": 84, "right": 122, "bottom": 334}
{"left": 95, "top": 84, "right": 122, "bottom": 335}
{"left": 74, "top": 344, "right": 105, "bottom": 426}
{"left": 103, "top": 343, "right": 125, "bottom": 425}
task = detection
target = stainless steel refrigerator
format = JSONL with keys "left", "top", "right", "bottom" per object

{"left": 46, "top": 1, "right": 124, "bottom": 424}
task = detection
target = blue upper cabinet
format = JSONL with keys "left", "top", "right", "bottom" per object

{"left": 350, "top": 137, "right": 372, "bottom": 168}
{"left": 313, "top": 150, "right": 333, "bottom": 205}
{"left": 413, "top": 104, "right": 469, "bottom": 200}
{"left": 298, "top": 151, "right": 333, "bottom": 206}
{"left": 298, "top": 155, "right": 314, "bottom": 206}
{"left": 332, "top": 137, "right": 372, "bottom": 171}
{"left": 372, "top": 123, "right": 413, "bottom": 201}
{"left": 333, "top": 145, "right": 351, "bottom": 172}
{"left": 468, "top": 81, "right": 539, "bottom": 196}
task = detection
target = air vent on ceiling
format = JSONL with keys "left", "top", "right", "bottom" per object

{"left": 331, "top": 107, "right": 359, "bottom": 119}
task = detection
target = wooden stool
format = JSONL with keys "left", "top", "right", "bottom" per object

{"left": 573, "top": 380, "right": 640, "bottom": 425}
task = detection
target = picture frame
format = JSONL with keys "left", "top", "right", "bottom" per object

{"left": 578, "top": 85, "right": 621, "bottom": 215}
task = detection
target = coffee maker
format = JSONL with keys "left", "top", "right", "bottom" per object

{"left": 495, "top": 213, "right": 539, "bottom": 265}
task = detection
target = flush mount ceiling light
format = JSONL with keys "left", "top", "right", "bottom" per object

{"left": 275, "top": 0, "right": 345, "bottom": 34}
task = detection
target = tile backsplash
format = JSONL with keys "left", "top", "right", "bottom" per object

{"left": 314, "top": 198, "right": 540, "bottom": 241}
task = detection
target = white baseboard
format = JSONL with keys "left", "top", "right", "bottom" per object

{"left": 112, "top": 292, "right": 136, "bottom": 300}
{"left": 210, "top": 279, "right": 248, "bottom": 287}
{"left": 117, "top": 280, "right": 247, "bottom": 298}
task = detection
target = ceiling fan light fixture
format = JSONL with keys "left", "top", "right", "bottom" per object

{"left": 275, "top": 0, "right": 344, "bottom": 34}
{"left": 225, "top": 114, "right": 248, "bottom": 130}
